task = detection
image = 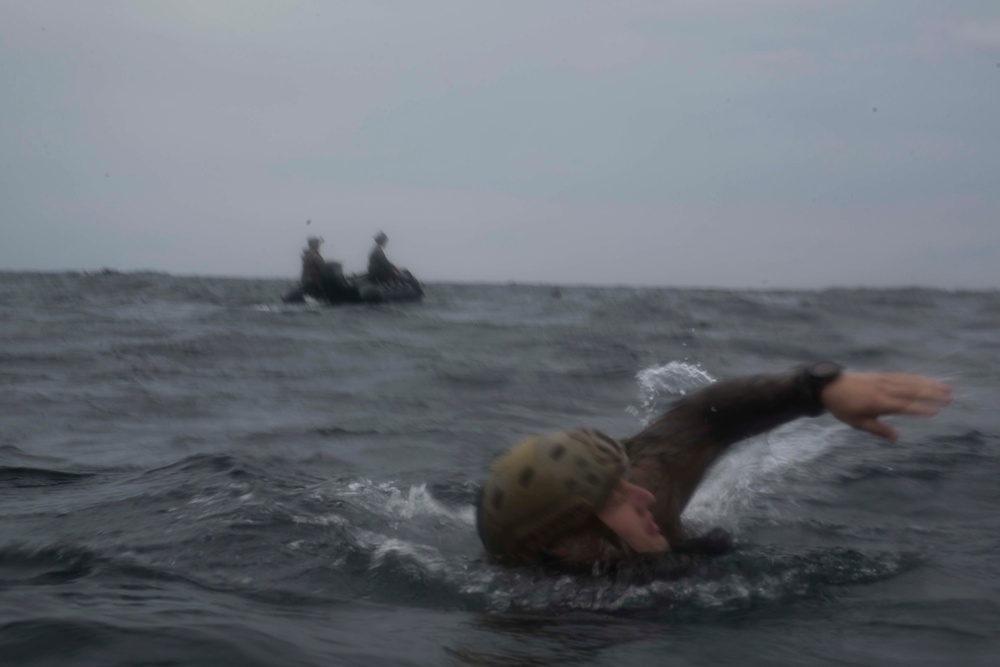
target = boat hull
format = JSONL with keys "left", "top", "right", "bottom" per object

{"left": 282, "top": 262, "right": 424, "bottom": 305}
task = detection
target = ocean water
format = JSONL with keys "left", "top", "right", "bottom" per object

{"left": 1, "top": 271, "right": 998, "bottom": 667}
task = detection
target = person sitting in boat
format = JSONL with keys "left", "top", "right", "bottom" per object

{"left": 368, "top": 231, "right": 403, "bottom": 283}
{"left": 300, "top": 236, "right": 326, "bottom": 298}
{"left": 476, "top": 363, "right": 952, "bottom": 570}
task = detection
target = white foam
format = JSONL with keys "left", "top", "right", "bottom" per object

{"left": 369, "top": 537, "right": 447, "bottom": 572}
{"left": 340, "top": 479, "right": 475, "bottom": 526}
{"left": 625, "top": 361, "right": 715, "bottom": 426}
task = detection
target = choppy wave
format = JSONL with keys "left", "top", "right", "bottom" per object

{"left": 2, "top": 272, "right": 998, "bottom": 666}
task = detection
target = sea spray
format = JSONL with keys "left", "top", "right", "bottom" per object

{"left": 625, "top": 361, "right": 715, "bottom": 426}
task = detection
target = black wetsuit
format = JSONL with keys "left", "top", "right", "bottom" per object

{"left": 623, "top": 367, "right": 826, "bottom": 546}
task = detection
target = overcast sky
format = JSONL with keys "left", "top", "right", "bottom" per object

{"left": 3, "top": 1, "right": 999, "bottom": 288}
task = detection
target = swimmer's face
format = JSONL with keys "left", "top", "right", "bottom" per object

{"left": 595, "top": 480, "right": 669, "bottom": 554}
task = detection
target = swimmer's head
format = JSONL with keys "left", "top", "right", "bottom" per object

{"left": 476, "top": 428, "right": 635, "bottom": 567}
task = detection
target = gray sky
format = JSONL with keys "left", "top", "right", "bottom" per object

{"left": 3, "top": 0, "right": 999, "bottom": 289}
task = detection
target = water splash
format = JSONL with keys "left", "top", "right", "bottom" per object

{"left": 385, "top": 484, "right": 476, "bottom": 525}
{"left": 472, "top": 546, "right": 913, "bottom": 614}
{"left": 341, "top": 479, "right": 475, "bottom": 525}
{"left": 625, "top": 361, "right": 715, "bottom": 426}
{"left": 685, "top": 422, "right": 845, "bottom": 524}
{"left": 369, "top": 537, "right": 447, "bottom": 572}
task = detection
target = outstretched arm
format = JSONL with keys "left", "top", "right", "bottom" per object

{"left": 622, "top": 365, "right": 951, "bottom": 543}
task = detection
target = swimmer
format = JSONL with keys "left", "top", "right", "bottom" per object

{"left": 476, "top": 363, "right": 952, "bottom": 569}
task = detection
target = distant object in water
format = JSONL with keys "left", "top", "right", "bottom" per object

{"left": 283, "top": 262, "right": 424, "bottom": 306}
{"left": 550, "top": 287, "right": 562, "bottom": 299}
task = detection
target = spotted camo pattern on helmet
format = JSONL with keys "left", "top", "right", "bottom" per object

{"left": 476, "top": 428, "right": 628, "bottom": 565}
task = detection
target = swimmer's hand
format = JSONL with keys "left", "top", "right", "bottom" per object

{"left": 821, "top": 373, "right": 953, "bottom": 441}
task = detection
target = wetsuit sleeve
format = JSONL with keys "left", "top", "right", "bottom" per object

{"left": 621, "top": 367, "right": 826, "bottom": 544}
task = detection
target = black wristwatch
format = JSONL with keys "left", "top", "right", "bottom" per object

{"left": 799, "top": 361, "right": 844, "bottom": 415}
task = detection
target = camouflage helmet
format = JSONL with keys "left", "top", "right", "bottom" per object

{"left": 476, "top": 428, "right": 629, "bottom": 565}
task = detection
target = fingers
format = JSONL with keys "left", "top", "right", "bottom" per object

{"left": 823, "top": 372, "right": 952, "bottom": 440}
{"left": 866, "top": 376, "right": 951, "bottom": 419}
{"left": 881, "top": 393, "right": 945, "bottom": 417}
{"left": 882, "top": 374, "right": 953, "bottom": 406}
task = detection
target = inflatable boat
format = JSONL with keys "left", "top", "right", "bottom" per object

{"left": 282, "top": 262, "right": 424, "bottom": 305}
